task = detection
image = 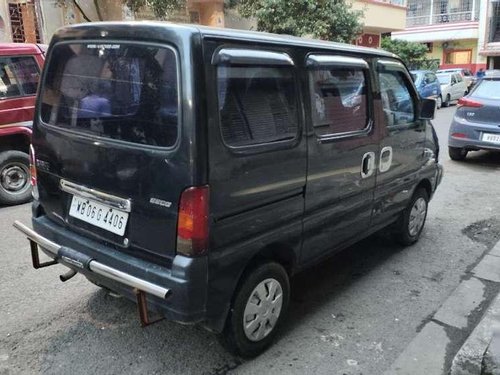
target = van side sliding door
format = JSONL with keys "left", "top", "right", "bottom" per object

{"left": 371, "top": 59, "right": 426, "bottom": 228}
{"left": 301, "top": 55, "right": 377, "bottom": 265}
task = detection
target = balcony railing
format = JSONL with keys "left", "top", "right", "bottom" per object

{"left": 407, "top": 10, "right": 478, "bottom": 27}
{"left": 371, "top": 0, "right": 407, "bottom": 6}
{"left": 406, "top": 0, "right": 480, "bottom": 28}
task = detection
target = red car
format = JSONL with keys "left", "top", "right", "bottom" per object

{"left": 0, "top": 43, "right": 45, "bottom": 205}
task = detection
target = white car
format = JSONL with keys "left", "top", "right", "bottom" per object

{"left": 436, "top": 72, "right": 468, "bottom": 107}
{"left": 436, "top": 68, "right": 474, "bottom": 91}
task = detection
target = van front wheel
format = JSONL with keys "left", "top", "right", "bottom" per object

{"left": 394, "top": 188, "right": 429, "bottom": 246}
{"left": 221, "top": 262, "right": 290, "bottom": 358}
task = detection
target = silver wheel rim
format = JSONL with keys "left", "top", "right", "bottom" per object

{"left": 243, "top": 278, "right": 283, "bottom": 342}
{"left": 0, "top": 162, "right": 29, "bottom": 194}
{"left": 408, "top": 197, "right": 427, "bottom": 237}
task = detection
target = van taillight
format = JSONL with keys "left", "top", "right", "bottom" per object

{"left": 29, "top": 144, "right": 39, "bottom": 200}
{"left": 176, "top": 186, "right": 209, "bottom": 257}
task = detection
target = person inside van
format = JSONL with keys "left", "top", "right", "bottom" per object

{"left": 78, "top": 79, "right": 111, "bottom": 119}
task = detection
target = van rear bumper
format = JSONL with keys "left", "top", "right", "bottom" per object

{"left": 14, "top": 216, "right": 208, "bottom": 326}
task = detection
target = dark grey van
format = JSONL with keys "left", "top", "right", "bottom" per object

{"left": 14, "top": 22, "right": 443, "bottom": 357}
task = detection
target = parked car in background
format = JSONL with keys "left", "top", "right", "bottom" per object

{"left": 485, "top": 69, "right": 500, "bottom": 78}
{"left": 411, "top": 70, "right": 442, "bottom": 108}
{"left": 448, "top": 75, "right": 500, "bottom": 160}
{"left": 436, "top": 72, "right": 468, "bottom": 107}
{"left": 0, "top": 43, "right": 45, "bottom": 205}
{"left": 437, "top": 68, "right": 474, "bottom": 91}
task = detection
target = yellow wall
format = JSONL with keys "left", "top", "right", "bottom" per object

{"left": 352, "top": 0, "right": 406, "bottom": 33}
{"left": 188, "top": 1, "right": 224, "bottom": 27}
{"left": 426, "top": 39, "right": 479, "bottom": 64}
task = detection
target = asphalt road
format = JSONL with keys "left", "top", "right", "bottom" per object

{"left": 1, "top": 106, "right": 500, "bottom": 375}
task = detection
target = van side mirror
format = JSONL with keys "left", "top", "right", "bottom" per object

{"left": 419, "top": 98, "right": 436, "bottom": 120}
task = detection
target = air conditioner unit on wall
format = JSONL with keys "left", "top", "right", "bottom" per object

{"left": 442, "top": 41, "right": 452, "bottom": 50}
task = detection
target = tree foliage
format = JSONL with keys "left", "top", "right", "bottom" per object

{"left": 124, "top": 0, "right": 185, "bottom": 19}
{"left": 232, "top": 0, "right": 364, "bottom": 43}
{"left": 381, "top": 37, "right": 438, "bottom": 70}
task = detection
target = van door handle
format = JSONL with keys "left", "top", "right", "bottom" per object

{"left": 379, "top": 146, "right": 393, "bottom": 173}
{"left": 361, "top": 152, "right": 375, "bottom": 178}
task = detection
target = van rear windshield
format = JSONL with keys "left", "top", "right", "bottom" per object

{"left": 40, "top": 42, "right": 178, "bottom": 147}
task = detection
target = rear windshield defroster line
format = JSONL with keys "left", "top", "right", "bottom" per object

{"left": 40, "top": 41, "right": 179, "bottom": 148}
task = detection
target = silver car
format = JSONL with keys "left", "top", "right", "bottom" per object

{"left": 436, "top": 72, "right": 468, "bottom": 107}
{"left": 437, "top": 68, "right": 474, "bottom": 91}
{"left": 448, "top": 76, "right": 500, "bottom": 160}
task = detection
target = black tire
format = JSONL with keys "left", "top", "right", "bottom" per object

{"left": 449, "top": 146, "right": 468, "bottom": 161}
{"left": 442, "top": 94, "right": 451, "bottom": 107}
{"left": 394, "top": 188, "right": 429, "bottom": 246}
{"left": 436, "top": 95, "right": 442, "bottom": 109}
{"left": 0, "top": 150, "right": 32, "bottom": 206}
{"left": 221, "top": 262, "right": 290, "bottom": 358}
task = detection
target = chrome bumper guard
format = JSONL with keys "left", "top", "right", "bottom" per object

{"left": 13, "top": 220, "right": 170, "bottom": 300}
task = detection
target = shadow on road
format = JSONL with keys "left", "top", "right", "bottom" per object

{"left": 457, "top": 150, "right": 500, "bottom": 169}
{"left": 36, "top": 234, "right": 403, "bottom": 375}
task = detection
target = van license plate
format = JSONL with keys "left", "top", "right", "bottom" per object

{"left": 482, "top": 133, "right": 500, "bottom": 144}
{"left": 69, "top": 196, "right": 128, "bottom": 236}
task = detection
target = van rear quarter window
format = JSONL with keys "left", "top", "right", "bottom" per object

{"left": 217, "top": 66, "right": 298, "bottom": 147}
{"left": 40, "top": 42, "right": 178, "bottom": 147}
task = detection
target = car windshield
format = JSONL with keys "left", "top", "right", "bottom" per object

{"left": 471, "top": 80, "right": 500, "bottom": 99}
{"left": 436, "top": 74, "right": 451, "bottom": 85}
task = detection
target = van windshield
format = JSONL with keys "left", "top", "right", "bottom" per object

{"left": 40, "top": 42, "right": 178, "bottom": 147}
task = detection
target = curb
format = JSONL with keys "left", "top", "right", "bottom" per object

{"left": 386, "top": 240, "right": 500, "bottom": 375}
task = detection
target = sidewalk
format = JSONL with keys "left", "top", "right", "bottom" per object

{"left": 386, "top": 240, "right": 500, "bottom": 375}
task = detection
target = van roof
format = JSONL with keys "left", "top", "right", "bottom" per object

{"left": 53, "top": 21, "right": 397, "bottom": 59}
{"left": 0, "top": 43, "right": 46, "bottom": 56}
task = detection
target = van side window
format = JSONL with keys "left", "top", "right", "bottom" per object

{"left": 310, "top": 67, "right": 368, "bottom": 136}
{"left": 378, "top": 71, "right": 416, "bottom": 127}
{"left": 0, "top": 56, "right": 39, "bottom": 98}
{"left": 217, "top": 66, "right": 298, "bottom": 147}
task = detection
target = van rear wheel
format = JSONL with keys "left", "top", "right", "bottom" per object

{"left": 221, "top": 262, "right": 290, "bottom": 358}
{"left": 0, "top": 151, "right": 32, "bottom": 206}
{"left": 394, "top": 188, "right": 429, "bottom": 246}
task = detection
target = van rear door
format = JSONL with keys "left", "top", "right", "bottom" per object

{"left": 35, "top": 40, "right": 188, "bottom": 260}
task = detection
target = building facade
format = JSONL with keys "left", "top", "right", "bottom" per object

{"left": 391, "top": 0, "right": 493, "bottom": 73}
{"left": 0, "top": 0, "right": 408, "bottom": 48}
{"left": 479, "top": 0, "right": 500, "bottom": 69}
{"left": 353, "top": 0, "right": 407, "bottom": 48}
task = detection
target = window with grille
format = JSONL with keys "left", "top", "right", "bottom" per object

{"left": 8, "top": 1, "right": 41, "bottom": 43}
{"left": 217, "top": 66, "right": 299, "bottom": 148}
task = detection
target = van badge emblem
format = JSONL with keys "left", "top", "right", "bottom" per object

{"left": 150, "top": 198, "right": 172, "bottom": 208}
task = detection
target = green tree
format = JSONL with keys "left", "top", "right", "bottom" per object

{"left": 232, "top": 0, "right": 364, "bottom": 43}
{"left": 124, "top": 0, "right": 184, "bottom": 20}
{"left": 381, "top": 37, "right": 438, "bottom": 70}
